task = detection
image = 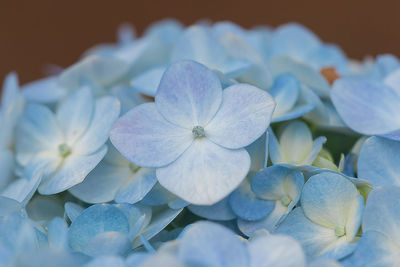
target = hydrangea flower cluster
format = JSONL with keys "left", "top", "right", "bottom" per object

{"left": 1, "top": 19, "right": 399, "bottom": 266}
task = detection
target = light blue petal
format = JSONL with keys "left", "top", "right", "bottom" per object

{"left": 0, "top": 150, "right": 15, "bottom": 191}
{"left": 245, "top": 133, "right": 267, "bottom": 173}
{"left": 74, "top": 96, "right": 120, "bottom": 155}
{"left": 69, "top": 161, "right": 131, "bottom": 204}
{"left": 155, "top": 60, "right": 222, "bottom": 128}
{"left": 276, "top": 208, "right": 341, "bottom": 259}
{"left": 68, "top": 204, "right": 130, "bottom": 255}
{"left": 21, "top": 76, "right": 67, "bottom": 104}
{"left": 26, "top": 195, "right": 64, "bottom": 222}
{"left": 64, "top": 202, "right": 84, "bottom": 223}
{"left": 157, "top": 138, "right": 250, "bottom": 205}
{"left": 85, "top": 231, "right": 131, "bottom": 257}
{"left": 267, "top": 128, "right": 285, "bottom": 164}
{"left": 110, "top": 85, "right": 148, "bottom": 115}
{"left": 47, "top": 217, "right": 68, "bottom": 250}
{"left": 189, "top": 196, "right": 237, "bottom": 221}
{"left": 56, "top": 87, "right": 94, "bottom": 144}
{"left": 383, "top": 68, "right": 400, "bottom": 95}
{"left": 38, "top": 145, "right": 107, "bottom": 194}
{"left": 110, "top": 103, "right": 193, "bottom": 168}
{"left": 130, "top": 66, "right": 165, "bottom": 97}
{"left": 362, "top": 186, "right": 400, "bottom": 242}
{"left": 270, "top": 73, "right": 300, "bottom": 118}
{"left": 251, "top": 165, "right": 304, "bottom": 202}
{"left": 358, "top": 136, "right": 400, "bottom": 187}
{"left": 170, "top": 26, "right": 227, "bottom": 72}
{"left": 345, "top": 230, "right": 400, "bottom": 267}
{"left": 138, "top": 253, "right": 184, "bottom": 267}
{"left": 331, "top": 78, "right": 400, "bottom": 135}
{"left": 132, "top": 206, "right": 182, "bottom": 248}
{"left": 303, "top": 136, "right": 327, "bottom": 165}
{"left": 247, "top": 234, "right": 306, "bottom": 267}
{"left": 301, "top": 172, "right": 363, "bottom": 240}
{"left": 114, "top": 203, "right": 152, "bottom": 240}
{"left": 140, "top": 182, "right": 175, "bottom": 206}
{"left": 307, "top": 44, "right": 348, "bottom": 73}
{"left": 271, "top": 103, "right": 314, "bottom": 123}
{"left": 178, "top": 221, "right": 248, "bottom": 267}
{"left": 270, "top": 56, "right": 330, "bottom": 98}
{"left": 85, "top": 255, "right": 126, "bottom": 267}
{"left": 59, "top": 56, "right": 129, "bottom": 88}
{"left": 115, "top": 168, "right": 158, "bottom": 204}
{"left": 205, "top": 83, "right": 275, "bottom": 149}
{"left": 370, "top": 54, "right": 400, "bottom": 80}
{"left": 229, "top": 179, "right": 274, "bottom": 221}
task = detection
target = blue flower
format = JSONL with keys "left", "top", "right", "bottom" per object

{"left": 15, "top": 87, "right": 120, "bottom": 194}
{"left": 110, "top": 60, "right": 275, "bottom": 205}
{"left": 277, "top": 172, "right": 364, "bottom": 260}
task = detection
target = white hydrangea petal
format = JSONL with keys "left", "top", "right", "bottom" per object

{"left": 157, "top": 138, "right": 250, "bottom": 205}
{"left": 206, "top": 84, "right": 275, "bottom": 149}
{"left": 279, "top": 121, "right": 313, "bottom": 164}
{"left": 155, "top": 61, "right": 222, "bottom": 128}
{"left": 110, "top": 103, "right": 193, "bottom": 168}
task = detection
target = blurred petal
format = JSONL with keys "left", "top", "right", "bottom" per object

{"left": 206, "top": 84, "right": 275, "bottom": 149}
{"left": 331, "top": 78, "right": 400, "bottom": 135}
{"left": 178, "top": 221, "right": 248, "bottom": 267}
{"left": 130, "top": 66, "right": 165, "bottom": 97}
{"left": 157, "top": 138, "right": 250, "bottom": 205}
{"left": 155, "top": 60, "right": 222, "bottom": 128}
{"left": 189, "top": 196, "right": 237, "bottom": 221}
{"left": 64, "top": 202, "right": 84, "bottom": 222}
{"left": 110, "top": 103, "right": 192, "bottom": 168}
{"left": 358, "top": 136, "right": 400, "bottom": 187}
{"left": 270, "top": 73, "right": 300, "bottom": 118}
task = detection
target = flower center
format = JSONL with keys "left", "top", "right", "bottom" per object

{"left": 58, "top": 143, "right": 71, "bottom": 158}
{"left": 192, "top": 126, "right": 205, "bottom": 138}
{"left": 334, "top": 226, "right": 346, "bottom": 237}
{"left": 280, "top": 195, "right": 292, "bottom": 206}
{"left": 129, "top": 163, "right": 140, "bottom": 173}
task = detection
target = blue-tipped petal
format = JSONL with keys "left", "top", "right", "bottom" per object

{"left": 331, "top": 78, "right": 400, "bottom": 135}
{"left": 110, "top": 103, "right": 193, "bottom": 168}
{"left": 229, "top": 180, "right": 274, "bottom": 221}
{"left": 189, "top": 196, "right": 237, "bottom": 221}
{"left": 178, "top": 221, "right": 248, "bottom": 267}
{"left": 155, "top": 60, "right": 222, "bottom": 128}
{"left": 358, "top": 136, "right": 400, "bottom": 187}
{"left": 205, "top": 83, "right": 275, "bottom": 149}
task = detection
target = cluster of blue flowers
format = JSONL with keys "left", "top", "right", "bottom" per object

{"left": 1, "top": 19, "right": 399, "bottom": 266}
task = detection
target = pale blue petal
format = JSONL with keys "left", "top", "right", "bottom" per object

{"left": 15, "top": 104, "right": 63, "bottom": 166}
{"left": 345, "top": 230, "right": 400, "bottom": 267}
{"left": 251, "top": 165, "right": 304, "bottom": 202}
{"left": 157, "top": 138, "right": 250, "bottom": 205}
{"left": 0, "top": 150, "right": 15, "bottom": 191}
{"left": 267, "top": 128, "right": 285, "bottom": 164}
{"left": 206, "top": 84, "right": 275, "bottom": 149}
{"left": 110, "top": 103, "right": 193, "bottom": 168}
{"left": 245, "top": 134, "right": 267, "bottom": 173}
{"left": 383, "top": 68, "right": 400, "bottom": 95}
{"left": 64, "top": 202, "right": 84, "bottom": 223}
{"left": 132, "top": 206, "right": 182, "bottom": 248}
{"left": 85, "top": 231, "right": 131, "bottom": 257}
{"left": 276, "top": 208, "right": 339, "bottom": 259}
{"left": 178, "top": 221, "right": 248, "bottom": 267}
{"left": 47, "top": 217, "right": 68, "bottom": 250}
{"left": 170, "top": 26, "right": 227, "bottom": 72}
{"left": 59, "top": 56, "right": 129, "bottom": 88}
{"left": 22, "top": 77, "right": 66, "bottom": 104}
{"left": 370, "top": 54, "right": 400, "bottom": 80}
{"left": 307, "top": 44, "right": 348, "bottom": 73}
{"left": 270, "top": 73, "right": 300, "bottom": 118}
{"left": 69, "top": 161, "right": 131, "bottom": 203}
{"left": 271, "top": 103, "right": 314, "bottom": 123}
{"left": 56, "top": 87, "right": 94, "bottom": 144}
{"left": 140, "top": 182, "right": 175, "bottom": 206}
{"left": 130, "top": 66, "right": 165, "bottom": 97}
{"left": 114, "top": 204, "right": 152, "bottom": 240}
{"left": 301, "top": 172, "right": 363, "bottom": 240}
{"left": 358, "top": 136, "right": 400, "bottom": 187}
{"left": 248, "top": 234, "right": 306, "bottom": 267}
{"left": 138, "top": 253, "right": 184, "bottom": 267}
{"left": 331, "top": 78, "right": 400, "bottom": 135}
{"left": 68, "top": 204, "right": 130, "bottom": 255}
{"left": 38, "top": 145, "right": 107, "bottom": 194}
{"left": 270, "top": 56, "right": 330, "bottom": 98}
{"left": 362, "top": 186, "right": 400, "bottom": 242}
{"left": 303, "top": 136, "right": 327, "bottom": 165}
{"left": 74, "top": 96, "right": 120, "bottom": 155}
{"left": 189, "top": 196, "right": 237, "bottom": 221}
{"left": 115, "top": 168, "right": 158, "bottom": 204}
{"left": 155, "top": 60, "right": 222, "bottom": 128}
{"left": 229, "top": 179, "right": 274, "bottom": 221}
{"left": 110, "top": 85, "right": 148, "bottom": 115}
{"left": 85, "top": 255, "right": 126, "bottom": 267}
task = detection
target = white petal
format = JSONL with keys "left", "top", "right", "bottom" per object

{"left": 157, "top": 138, "right": 250, "bottom": 205}
{"left": 206, "top": 84, "right": 275, "bottom": 149}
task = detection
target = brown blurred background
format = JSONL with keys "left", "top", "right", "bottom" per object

{"left": 1, "top": 0, "right": 400, "bottom": 85}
